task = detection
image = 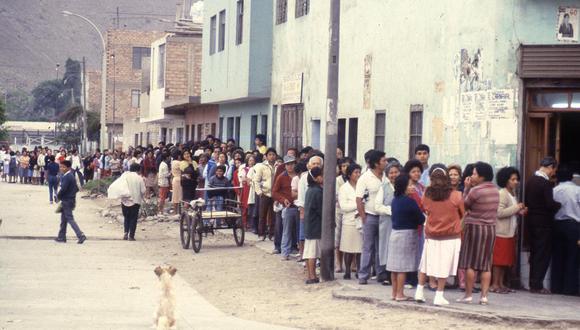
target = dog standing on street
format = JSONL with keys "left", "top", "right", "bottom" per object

{"left": 154, "top": 265, "right": 177, "bottom": 330}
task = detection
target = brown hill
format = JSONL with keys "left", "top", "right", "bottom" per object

{"left": 0, "top": 0, "right": 177, "bottom": 91}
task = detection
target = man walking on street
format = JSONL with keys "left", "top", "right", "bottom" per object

{"left": 525, "top": 157, "right": 561, "bottom": 294}
{"left": 121, "top": 163, "right": 146, "bottom": 241}
{"left": 55, "top": 160, "right": 86, "bottom": 244}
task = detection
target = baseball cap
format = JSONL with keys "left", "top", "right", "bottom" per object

{"left": 283, "top": 155, "right": 296, "bottom": 164}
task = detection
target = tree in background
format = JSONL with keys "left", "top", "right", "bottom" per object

{"left": 31, "top": 79, "right": 66, "bottom": 120}
{"left": 5, "top": 89, "right": 33, "bottom": 121}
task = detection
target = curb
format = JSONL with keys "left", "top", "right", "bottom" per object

{"left": 332, "top": 284, "right": 579, "bottom": 328}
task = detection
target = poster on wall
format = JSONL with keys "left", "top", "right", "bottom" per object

{"left": 557, "top": 7, "right": 579, "bottom": 42}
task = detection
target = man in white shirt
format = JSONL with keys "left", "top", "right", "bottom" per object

{"left": 120, "top": 163, "right": 146, "bottom": 241}
{"left": 551, "top": 167, "right": 580, "bottom": 295}
{"left": 356, "top": 150, "right": 387, "bottom": 285}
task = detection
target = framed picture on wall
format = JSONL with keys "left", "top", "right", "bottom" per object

{"left": 557, "top": 7, "right": 579, "bottom": 42}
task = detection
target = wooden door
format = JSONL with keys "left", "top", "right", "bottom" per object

{"left": 524, "top": 113, "right": 551, "bottom": 180}
{"left": 281, "top": 104, "right": 303, "bottom": 153}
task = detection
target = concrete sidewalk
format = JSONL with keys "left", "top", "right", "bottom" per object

{"left": 0, "top": 183, "right": 289, "bottom": 330}
{"left": 332, "top": 278, "right": 580, "bottom": 328}
{"left": 232, "top": 229, "right": 580, "bottom": 327}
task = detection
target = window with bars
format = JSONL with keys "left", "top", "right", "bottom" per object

{"left": 236, "top": 0, "right": 244, "bottom": 45}
{"left": 219, "top": 117, "right": 224, "bottom": 140}
{"left": 295, "top": 0, "right": 309, "bottom": 18}
{"left": 185, "top": 125, "right": 190, "bottom": 142}
{"left": 374, "top": 112, "right": 385, "bottom": 150}
{"left": 227, "top": 117, "right": 234, "bottom": 139}
{"left": 157, "top": 44, "right": 165, "bottom": 88}
{"left": 218, "top": 10, "right": 226, "bottom": 52}
{"left": 132, "top": 47, "right": 150, "bottom": 69}
{"left": 197, "top": 124, "right": 203, "bottom": 142}
{"left": 408, "top": 104, "right": 424, "bottom": 159}
{"left": 235, "top": 116, "right": 241, "bottom": 144}
{"left": 348, "top": 118, "right": 358, "bottom": 160}
{"left": 250, "top": 115, "right": 258, "bottom": 148}
{"left": 276, "top": 0, "right": 288, "bottom": 24}
{"left": 210, "top": 15, "right": 217, "bottom": 54}
{"left": 261, "top": 115, "right": 268, "bottom": 138}
{"left": 131, "top": 89, "right": 140, "bottom": 108}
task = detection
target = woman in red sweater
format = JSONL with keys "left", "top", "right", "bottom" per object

{"left": 414, "top": 166, "right": 465, "bottom": 306}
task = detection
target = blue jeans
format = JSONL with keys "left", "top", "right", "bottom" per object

{"left": 274, "top": 211, "right": 283, "bottom": 251}
{"left": 48, "top": 175, "right": 58, "bottom": 202}
{"left": 281, "top": 207, "right": 298, "bottom": 257}
{"left": 359, "top": 214, "right": 380, "bottom": 281}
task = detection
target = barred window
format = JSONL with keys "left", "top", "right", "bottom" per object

{"left": 295, "top": 0, "right": 309, "bottom": 18}
{"left": 408, "top": 104, "right": 424, "bottom": 159}
{"left": 276, "top": 0, "right": 287, "bottom": 24}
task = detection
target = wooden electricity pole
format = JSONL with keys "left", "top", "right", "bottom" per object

{"left": 320, "top": 0, "right": 340, "bottom": 281}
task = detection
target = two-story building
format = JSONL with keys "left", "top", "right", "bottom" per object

{"left": 202, "top": 0, "right": 274, "bottom": 151}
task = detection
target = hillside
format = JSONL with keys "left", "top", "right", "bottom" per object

{"left": 0, "top": 0, "right": 178, "bottom": 91}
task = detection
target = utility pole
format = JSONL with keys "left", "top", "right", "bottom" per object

{"left": 116, "top": 7, "right": 120, "bottom": 28}
{"left": 82, "top": 56, "right": 88, "bottom": 155}
{"left": 320, "top": 0, "right": 340, "bottom": 281}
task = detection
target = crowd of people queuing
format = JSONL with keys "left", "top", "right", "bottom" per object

{"left": 1, "top": 134, "right": 579, "bottom": 305}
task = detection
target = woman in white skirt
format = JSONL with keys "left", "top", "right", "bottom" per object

{"left": 414, "top": 167, "right": 465, "bottom": 305}
{"left": 339, "top": 163, "right": 362, "bottom": 280}
{"left": 387, "top": 174, "right": 425, "bottom": 301}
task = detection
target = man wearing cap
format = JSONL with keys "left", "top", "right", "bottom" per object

{"left": 55, "top": 160, "right": 86, "bottom": 244}
{"left": 525, "top": 157, "right": 561, "bottom": 294}
{"left": 272, "top": 155, "right": 298, "bottom": 260}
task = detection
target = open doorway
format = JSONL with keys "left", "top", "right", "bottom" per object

{"left": 559, "top": 113, "right": 580, "bottom": 165}
{"left": 524, "top": 90, "right": 580, "bottom": 179}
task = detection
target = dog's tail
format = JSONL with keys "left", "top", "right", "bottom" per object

{"left": 156, "top": 316, "right": 170, "bottom": 330}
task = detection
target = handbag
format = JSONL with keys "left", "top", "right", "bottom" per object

{"left": 55, "top": 202, "right": 63, "bottom": 213}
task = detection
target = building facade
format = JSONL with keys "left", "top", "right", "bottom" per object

{"left": 129, "top": 15, "right": 218, "bottom": 149}
{"left": 267, "top": 0, "right": 580, "bottom": 288}
{"left": 202, "top": 0, "right": 274, "bottom": 150}
{"left": 105, "top": 29, "right": 166, "bottom": 150}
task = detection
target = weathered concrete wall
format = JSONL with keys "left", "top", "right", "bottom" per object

{"left": 337, "top": 0, "right": 580, "bottom": 167}
{"left": 270, "top": 0, "right": 330, "bottom": 152}
{"left": 219, "top": 99, "right": 270, "bottom": 150}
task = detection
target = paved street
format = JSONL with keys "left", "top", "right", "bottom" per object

{"left": 0, "top": 183, "right": 286, "bottom": 330}
{"left": 1, "top": 182, "right": 578, "bottom": 329}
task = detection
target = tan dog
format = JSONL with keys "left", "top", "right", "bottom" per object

{"left": 154, "top": 265, "right": 177, "bottom": 330}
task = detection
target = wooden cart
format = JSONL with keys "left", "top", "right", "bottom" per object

{"left": 179, "top": 192, "right": 244, "bottom": 253}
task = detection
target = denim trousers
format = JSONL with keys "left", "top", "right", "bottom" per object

{"left": 47, "top": 175, "right": 58, "bottom": 202}
{"left": 281, "top": 207, "right": 299, "bottom": 257}
{"left": 58, "top": 199, "right": 83, "bottom": 239}
{"left": 359, "top": 214, "right": 380, "bottom": 280}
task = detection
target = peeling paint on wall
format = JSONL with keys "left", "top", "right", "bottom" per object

{"left": 363, "top": 54, "right": 372, "bottom": 110}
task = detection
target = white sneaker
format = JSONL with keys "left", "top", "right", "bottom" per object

{"left": 414, "top": 289, "right": 426, "bottom": 303}
{"left": 404, "top": 284, "right": 413, "bottom": 289}
{"left": 433, "top": 295, "right": 449, "bottom": 306}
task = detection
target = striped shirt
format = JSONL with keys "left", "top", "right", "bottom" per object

{"left": 463, "top": 181, "right": 500, "bottom": 226}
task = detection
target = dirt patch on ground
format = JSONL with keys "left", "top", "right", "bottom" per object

{"left": 90, "top": 198, "right": 512, "bottom": 330}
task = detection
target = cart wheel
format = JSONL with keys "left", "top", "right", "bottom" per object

{"left": 180, "top": 212, "right": 191, "bottom": 249}
{"left": 191, "top": 216, "right": 203, "bottom": 253}
{"left": 233, "top": 219, "right": 245, "bottom": 246}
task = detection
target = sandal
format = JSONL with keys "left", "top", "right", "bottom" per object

{"left": 490, "top": 288, "right": 508, "bottom": 294}
{"left": 395, "top": 296, "right": 413, "bottom": 302}
{"left": 530, "top": 288, "right": 551, "bottom": 295}
{"left": 455, "top": 296, "right": 473, "bottom": 304}
{"left": 480, "top": 296, "right": 489, "bottom": 305}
